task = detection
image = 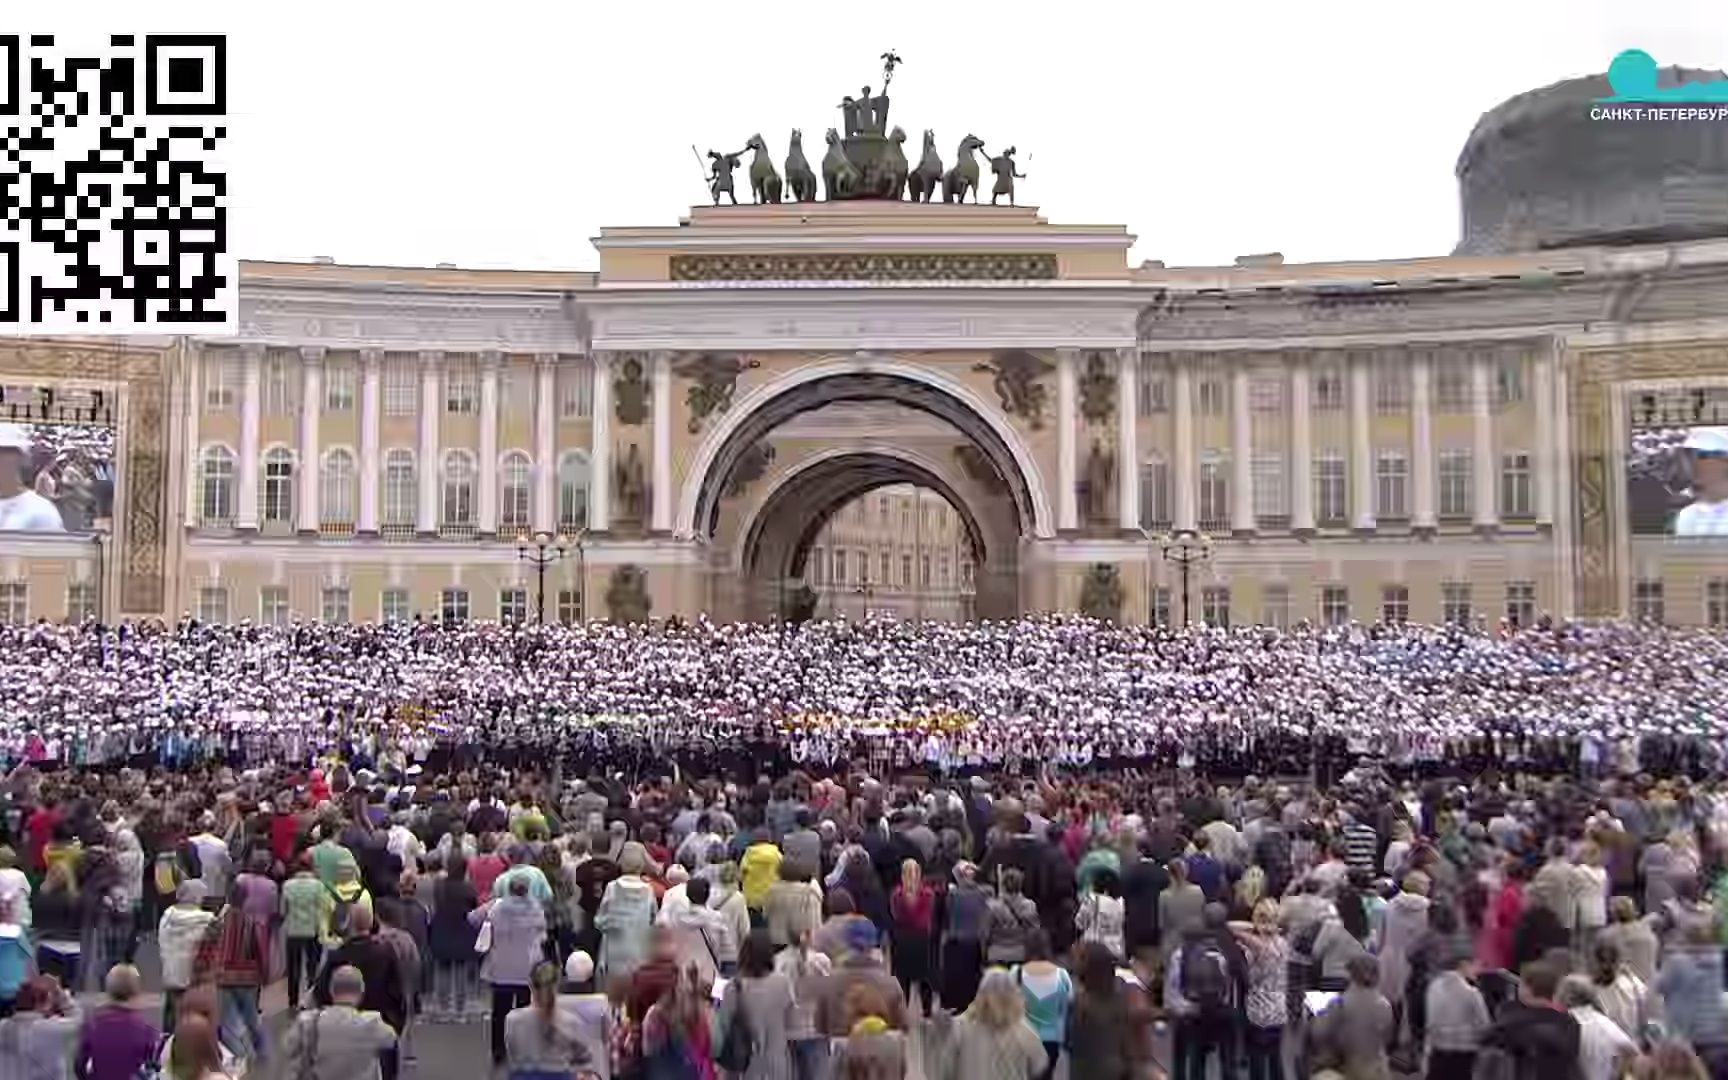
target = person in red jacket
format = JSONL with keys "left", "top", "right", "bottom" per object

{"left": 888, "top": 859, "right": 936, "bottom": 1018}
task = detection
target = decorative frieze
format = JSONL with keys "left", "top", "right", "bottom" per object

{"left": 668, "top": 252, "right": 1059, "bottom": 282}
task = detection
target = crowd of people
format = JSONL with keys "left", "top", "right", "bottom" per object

{"left": 0, "top": 616, "right": 1723, "bottom": 1080}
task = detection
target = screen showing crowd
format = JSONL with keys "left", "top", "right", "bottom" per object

{"left": 0, "top": 420, "right": 116, "bottom": 534}
{"left": 1627, "top": 385, "right": 1728, "bottom": 538}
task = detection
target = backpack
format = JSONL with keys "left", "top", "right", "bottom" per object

{"left": 152, "top": 852, "right": 181, "bottom": 897}
{"left": 327, "top": 886, "right": 362, "bottom": 939}
{"left": 1179, "top": 939, "right": 1230, "bottom": 1012}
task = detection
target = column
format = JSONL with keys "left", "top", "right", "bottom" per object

{"left": 1349, "top": 350, "right": 1375, "bottom": 532}
{"left": 357, "top": 349, "right": 382, "bottom": 535}
{"left": 1410, "top": 348, "right": 1437, "bottom": 534}
{"left": 590, "top": 352, "right": 613, "bottom": 533}
{"left": 1471, "top": 346, "right": 1499, "bottom": 532}
{"left": 651, "top": 350, "right": 674, "bottom": 533}
{"left": 1288, "top": 351, "right": 1314, "bottom": 534}
{"left": 1533, "top": 340, "right": 1556, "bottom": 529}
{"left": 416, "top": 350, "right": 441, "bottom": 534}
{"left": 533, "top": 354, "right": 556, "bottom": 533}
{"left": 296, "top": 345, "right": 324, "bottom": 534}
{"left": 236, "top": 343, "right": 263, "bottom": 531}
{"left": 1172, "top": 353, "right": 1197, "bottom": 531}
{"left": 477, "top": 350, "right": 501, "bottom": 537}
{"left": 1116, "top": 347, "right": 1139, "bottom": 531}
{"left": 182, "top": 345, "right": 202, "bottom": 529}
{"left": 1229, "top": 354, "right": 1255, "bottom": 535}
{"left": 1056, "top": 347, "right": 1079, "bottom": 531}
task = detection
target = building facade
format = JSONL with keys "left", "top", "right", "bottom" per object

{"left": 4, "top": 72, "right": 1728, "bottom": 628}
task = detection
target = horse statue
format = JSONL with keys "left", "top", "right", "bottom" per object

{"left": 879, "top": 126, "right": 910, "bottom": 200}
{"left": 745, "top": 134, "right": 782, "bottom": 204}
{"left": 822, "top": 128, "right": 861, "bottom": 201}
{"left": 942, "top": 134, "right": 985, "bottom": 204}
{"left": 784, "top": 129, "right": 817, "bottom": 202}
{"left": 908, "top": 129, "right": 942, "bottom": 203}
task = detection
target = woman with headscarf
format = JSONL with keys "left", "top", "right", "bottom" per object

{"left": 595, "top": 843, "right": 659, "bottom": 980}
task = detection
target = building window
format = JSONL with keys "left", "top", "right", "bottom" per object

{"left": 1375, "top": 450, "right": 1409, "bottom": 519}
{"left": 1314, "top": 365, "right": 1345, "bottom": 411}
{"left": 878, "top": 498, "right": 889, "bottom": 526}
{"left": 961, "top": 561, "right": 974, "bottom": 588}
{"left": 381, "top": 588, "right": 411, "bottom": 623}
{"left": 1138, "top": 370, "right": 1169, "bottom": 414}
{"left": 558, "top": 361, "right": 592, "bottom": 420}
{"left": 325, "top": 361, "right": 356, "bottom": 411}
{"left": 1374, "top": 360, "right": 1409, "bottom": 413}
{"left": 1497, "top": 354, "right": 1526, "bottom": 406}
{"left": 901, "top": 554, "right": 913, "bottom": 588}
{"left": 1152, "top": 586, "right": 1172, "bottom": 627}
{"left": 1197, "top": 378, "right": 1225, "bottom": 416}
{"left": 809, "top": 548, "right": 824, "bottom": 585}
{"left": 1260, "top": 584, "right": 1290, "bottom": 629}
{"left": 0, "top": 582, "right": 26, "bottom": 624}
{"left": 1632, "top": 580, "right": 1665, "bottom": 625}
{"left": 1442, "top": 582, "right": 1473, "bottom": 625}
{"left": 1315, "top": 451, "right": 1347, "bottom": 525}
{"left": 832, "top": 549, "right": 846, "bottom": 586}
{"left": 937, "top": 552, "right": 951, "bottom": 586}
{"left": 1198, "top": 452, "right": 1229, "bottom": 530}
{"left": 1140, "top": 456, "right": 1172, "bottom": 529}
{"left": 1320, "top": 585, "right": 1350, "bottom": 626}
{"left": 199, "top": 446, "right": 236, "bottom": 525}
{"left": 1250, "top": 374, "right": 1284, "bottom": 413}
{"left": 879, "top": 551, "right": 892, "bottom": 586}
{"left": 66, "top": 583, "right": 96, "bottom": 623}
{"left": 557, "top": 451, "right": 591, "bottom": 533}
{"left": 1505, "top": 581, "right": 1536, "bottom": 629}
{"left": 260, "top": 586, "right": 290, "bottom": 627}
{"left": 499, "top": 588, "right": 529, "bottom": 624}
{"left": 557, "top": 588, "right": 583, "bottom": 625}
{"left": 320, "top": 449, "right": 356, "bottom": 529}
{"left": 1381, "top": 584, "right": 1410, "bottom": 624}
{"left": 1251, "top": 453, "right": 1286, "bottom": 522}
{"left": 1435, "top": 362, "right": 1469, "bottom": 411}
{"left": 921, "top": 554, "right": 933, "bottom": 586}
{"left": 1201, "top": 586, "right": 1230, "bottom": 628}
{"left": 205, "top": 352, "right": 237, "bottom": 410}
{"left": 444, "top": 359, "right": 477, "bottom": 414}
{"left": 504, "top": 362, "right": 533, "bottom": 416}
{"left": 196, "top": 585, "right": 229, "bottom": 624}
{"left": 855, "top": 550, "right": 869, "bottom": 585}
{"left": 261, "top": 448, "right": 295, "bottom": 527}
{"left": 320, "top": 586, "right": 350, "bottom": 623}
{"left": 383, "top": 357, "right": 417, "bottom": 417}
{"left": 1707, "top": 579, "right": 1728, "bottom": 628}
{"left": 439, "top": 587, "right": 469, "bottom": 626}
{"left": 1438, "top": 449, "right": 1473, "bottom": 518}
{"left": 499, "top": 451, "right": 532, "bottom": 532}
{"left": 382, "top": 449, "right": 416, "bottom": 532}
{"left": 1500, "top": 451, "right": 1533, "bottom": 519}
{"left": 263, "top": 354, "right": 295, "bottom": 415}
{"left": 441, "top": 450, "right": 476, "bottom": 529}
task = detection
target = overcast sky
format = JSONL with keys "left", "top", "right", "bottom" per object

{"left": 70, "top": 1, "right": 1725, "bottom": 271}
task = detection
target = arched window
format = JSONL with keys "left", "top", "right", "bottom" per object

{"left": 499, "top": 451, "right": 532, "bottom": 532}
{"left": 382, "top": 449, "right": 416, "bottom": 529}
{"left": 441, "top": 449, "right": 476, "bottom": 527}
{"left": 261, "top": 447, "right": 294, "bottom": 525}
{"left": 321, "top": 449, "right": 356, "bottom": 528}
{"left": 557, "top": 450, "right": 590, "bottom": 532}
{"left": 199, "top": 446, "right": 235, "bottom": 525}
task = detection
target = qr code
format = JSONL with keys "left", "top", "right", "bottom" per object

{"left": 0, "top": 33, "right": 234, "bottom": 335}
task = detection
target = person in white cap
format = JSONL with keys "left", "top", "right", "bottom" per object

{"left": 0, "top": 423, "right": 63, "bottom": 532}
{"left": 1675, "top": 426, "right": 1728, "bottom": 537}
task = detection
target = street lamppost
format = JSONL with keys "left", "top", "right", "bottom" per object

{"left": 1159, "top": 528, "right": 1212, "bottom": 627}
{"left": 855, "top": 581, "right": 875, "bottom": 620}
{"left": 516, "top": 530, "right": 568, "bottom": 624}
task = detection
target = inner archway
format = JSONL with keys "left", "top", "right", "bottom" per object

{"left": 689, "top": 366, "right": 1040, "bottom": 623}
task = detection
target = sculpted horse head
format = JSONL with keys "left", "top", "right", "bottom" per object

{"left": 790, "top": 128, "right": 803, "bottom": 148}
{"left": 746, "top": 133, "right": 767, "bottom": 153}
{"left": 825, "top": 127, "right": 843, "bottom": 148}
{"left": 957, "top": 134, "right": 985, "bottom": 157}
{"left": 889, "top": 126, "right": 906, "bottom": 146}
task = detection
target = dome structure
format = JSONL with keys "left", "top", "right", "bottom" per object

{"left": 1455, "top": 58, "right": 1728, "bottom": 254}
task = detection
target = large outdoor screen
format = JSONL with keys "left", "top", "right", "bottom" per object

{"left": 1626, "top": 388, "right": 1728, "bottom": 539}
{"left": 0, "top": 415, "right": 116, "bottom": 535}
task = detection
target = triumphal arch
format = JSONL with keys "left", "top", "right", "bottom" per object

{"left": 5, "top": 57, "right": 1728, "bottom": 627}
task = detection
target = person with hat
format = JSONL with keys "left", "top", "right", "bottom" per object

{"left": 1675, "top": 426, "right": 1728, "bottom": 536}
{"left": 0, "top": 423, "right": 63, "bottom": 533}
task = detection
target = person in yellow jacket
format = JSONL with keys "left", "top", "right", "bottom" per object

{"left": 739, "top": 828, "right": 783, "bottom": 917}
{"left": 321, "top": 863, "right": 375, "bottom": 949}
